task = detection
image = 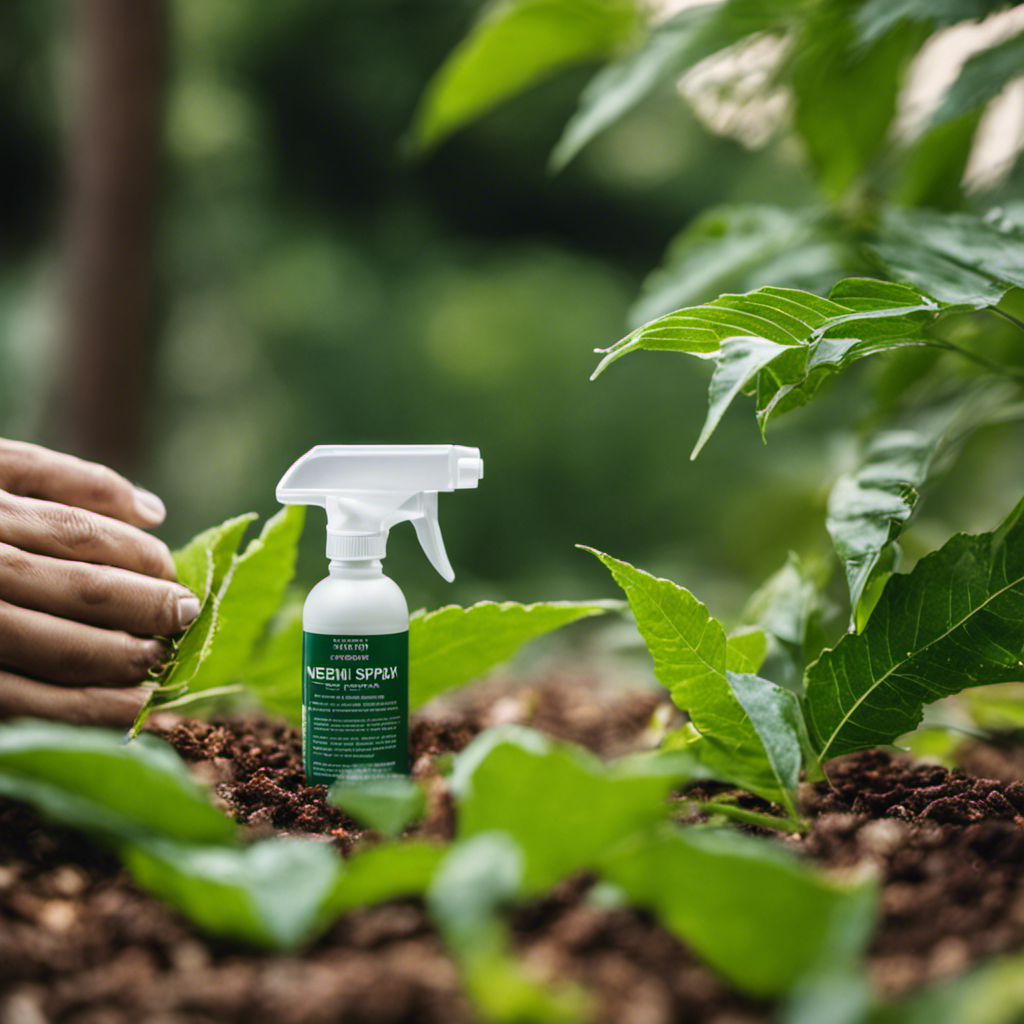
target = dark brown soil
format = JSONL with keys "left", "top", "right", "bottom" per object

{"left": 2, "top": 672, "right": 1024, "bottom": 1024}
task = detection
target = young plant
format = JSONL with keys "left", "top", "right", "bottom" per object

{"left": 413, "top": 0, "right": 1024, "bottom": 809}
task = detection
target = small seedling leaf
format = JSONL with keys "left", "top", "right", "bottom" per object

{"left": 328, "top": 774, "right": 426, "bottom": 837}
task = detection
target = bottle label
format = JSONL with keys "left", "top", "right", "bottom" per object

{"left": 302, "top": 631, "right": 409, "bottom": 786}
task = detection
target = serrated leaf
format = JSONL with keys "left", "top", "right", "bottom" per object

{"left": 826, "top": 383, "right": 1020, "bottom": 621}
{"left": 411, "top": 0, "right": 641, "bottom": 151}
{"left": 806, "top": 495, "right": 1024, "bottom": 760}
{"left": 328, "top": 774, "right": 426, "bottom": 837}
{"left": 630, "top": 205, "right": 846, "bottom": 327}
{"left": 172, "top": 513, "right": 257, "bottom": 604}
{"left": 408, "top": 599, "right": 617, "bottom": 710}
{"left": 582, "top": 548, "right": 803, "bottom": 809}
{"left": 0, "top": 720, "right": 235, "bottom": 844}
{"left": 726, "top": 629, "right": 768, "bottom": 673}
{"left": 871, "top": 207, "right": 1024, "bottom": 307}
{"left": 190, "top": 506, "right": 306, "bottom": 692}
{"left": 121, "top": 836, "right": 345, "bottom": 949}
{"left": 601, "top": 826, "right": 876, "bottom": 996}
{"left": 450, "top": 725, "right": 705, "bottom": 892}
{"left": 594, "top": 278, "right": 944, "bottom": 454}
{"left": 931, "top": 28, "right": 1024, "bottom": 129}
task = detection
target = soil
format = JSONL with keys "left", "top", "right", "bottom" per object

{"left": 2, "top": 671, "right": 1024, "bottom": 1024}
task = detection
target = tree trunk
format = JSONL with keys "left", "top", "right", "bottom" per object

{"left": 52, "top": 0, "right": 166, "bottom": 474}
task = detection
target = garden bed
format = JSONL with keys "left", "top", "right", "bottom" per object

{"left": 2, "top": 673, "right": 1024, "bottom": 1024}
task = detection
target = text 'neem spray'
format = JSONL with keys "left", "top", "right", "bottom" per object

{"left": 276, "top": 445, "right": 483, "bottom": 785}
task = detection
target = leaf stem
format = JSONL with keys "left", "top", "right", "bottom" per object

{"left": 991, "top": 306, "right": 1024, "bottom": 335}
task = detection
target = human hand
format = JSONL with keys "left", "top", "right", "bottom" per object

{"left": 0, "top": 439, "right": 200, "bottom": 727}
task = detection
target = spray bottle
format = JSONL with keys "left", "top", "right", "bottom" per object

{"left": 276, "top": 444, "right": 483, "bottom": 785}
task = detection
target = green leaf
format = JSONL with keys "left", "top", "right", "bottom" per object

{"left": 172, "top": 513, "right": 257, "bottom": 604}
{"left": 409, "top": 599, "right": 616, "bottom": 710}
{"left": 601, "top": 826, "right": 876, "bottom": 996}
{"left": 450, "top": 724, "right": 700, "bottom": 892}
{"left": 411, "top": 0, "right": 641, "bottom": 151}
{"left": 871, "top": 207, "right": 1024, "bottom": 308}
{"left": 893, "top": 111, "right": 983, "bottom": 210}
{"left": 931, "top": 29, "right": 1024, "bottom": 128}
{"left": 121, "top": 836, "right": 345, "bottom": 949}
{"left": 827, "top": 405, "right": 956, "bottom": 618}
{"left": 427, "top": 832, "right": 586, "bottom": 1024}
{"left": 789, "top": 16, "right": 924, "bottom": 198}
{"left": 630, "top": 205, "right": 846, "bottom": 328}
{"left": 328, "top": 774, "right": 426, "bottom": 837}
{"left": 191, "top": 505, "right": 306, "bottom": 691}
{"left": 806, "top": 495, "right": 1024, "bottom": 760}
{"left": 726, "top": 629, "right": 768, "bottom": 674}
{"left": 581, "top": 548, "right": 804, "bottom": 809}
{"left": 594, "top": 277, "right": 944, "bottom": 455}
{"left": 0, "top": 720, "right": 235, "bottom": 844}
{"left": 327, "top": 840, "right": 446, "bottom": 915}
{"left": 551, "top": 0, "right": 803, "bottom": 170}
{"left": 856, "top": 0, "right": 1012, "bottom": 44}
{"left": 242, "top": 607, "right": 303, "bottom": 724}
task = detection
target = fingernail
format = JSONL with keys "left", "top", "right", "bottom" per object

{"left": 133, "top": 486, "right": 166, "bottom": 526}
{"left": 178, "top": 594, "right": 201, "bottom": 629}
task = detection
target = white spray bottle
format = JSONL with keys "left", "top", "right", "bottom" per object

{"left": 276, "top": 444, "right": 483, "bottom": 785}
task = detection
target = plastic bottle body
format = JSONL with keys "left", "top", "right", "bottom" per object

{"left": 301, "top": 561, "right": 410, "bottom": 784}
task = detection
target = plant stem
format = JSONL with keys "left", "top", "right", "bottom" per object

{"left": 936, "top": 340, "right": 1024, "bottom": 383}
{"left": 991, "top": 306, "right": 1024, "bottom": 334}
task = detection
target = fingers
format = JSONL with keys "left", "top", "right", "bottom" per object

{"left": 0, "top": 600, "right": 168, "bottom": 687}
{"left": 0, "top": 543, "right": 199, "bottom": 635}
{"left": 0, "top": 438, "right": 165, "bottom": 528}
{"left": 0, "top": 490, "right": 176, "bottom": 582}
{"left": 0, "top": 671, "right": 149, "bottom": 727}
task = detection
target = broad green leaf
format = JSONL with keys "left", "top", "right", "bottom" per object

{"left": 744, "top": 552, "right": 823, "bottom": 650}
{"left": 327, "top": 840, "right": 445, "bottom": 915}
{"left": 552, "top": 0, "right": 804, "bottom": 170}
{"left": 856, "top": 0, "right": 1013, "bottom": 44}
{"left": 191, "top": 505, "right": 306, "bottom": 691}
{"left": 806, "top": 495, "right": 1024, "bottom": 760}
{"left": 931, "top": 28, "right": 1024, "bottom": 128}
{"left": 0, "top": 721, "right": 234, "bottom": 844}
{"left": 789, "top": 16, "right": 924, "bottom": 198}
{"left": 408, "top": 599, "right": 616, "bottom": 710}
{"left": 593, "top": 278, "right": 945, "bottom": 451}
{"left": 121, "top": 836, "right": 345, "bottom": 949}
{"left": 242, "top": 607, "right": 303, "bottom": 723}
{"left": 427, "top": 832, "right": 587, "bottom": 1024}
{"left": 582, "top": 548, "right": 803, "bottom": 809}
{"left": 328, "top": 774, "right": 426, "bottom": 837}
{"left": 827, "top": 383, "right": 1022, "bottom": 621}
{"left": 451, "top": 725, "right": 699, "bottom": 892}
{"left": 411, "top": 0, "right": 641, "bottom": 151}
{"left": 172, "top": 513, "right": 256, "bottom": 604}
{"left": 871, "top": 207, "right": 1024, "bottom": 308}
{"left": 827, "top": 407, "right": 956, "bottom": 618}
{"left": 630, "top": 205, "right": 846, "bottom": 327}
{"left": 602, "top": 826, "right": 876, "bottom": 996}
{"left": 726, "top": 628, "right": 768, "bottom": 673}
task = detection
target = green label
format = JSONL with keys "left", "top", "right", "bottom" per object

{"left": 302, "top": 631, "right": 409, "bottom": 786}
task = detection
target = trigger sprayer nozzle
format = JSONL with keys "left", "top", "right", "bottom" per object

{"left": 275, "top": 444, "right": 482, "bottom": 581}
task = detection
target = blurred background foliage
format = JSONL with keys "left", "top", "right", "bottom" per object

{"left": 1, "top": 0, "right": 1022, "bottom": 620}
